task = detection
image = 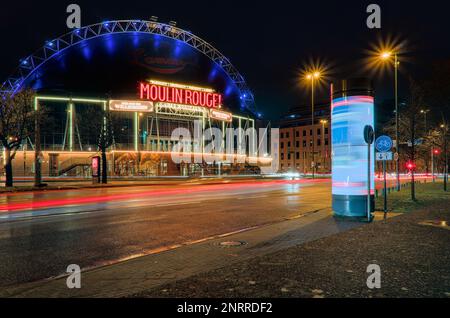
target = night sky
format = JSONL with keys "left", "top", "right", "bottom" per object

{"left": 1, "top": 0, "right": 450, "bottom": 120}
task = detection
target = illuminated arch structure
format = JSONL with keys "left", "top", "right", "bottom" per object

{"left": 0, "top": 20, "right": 270, "bottom": 178}
{"left": 0, "top": 19, "right": 256, "bottom": 113}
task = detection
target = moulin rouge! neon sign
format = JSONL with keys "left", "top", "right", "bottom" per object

{"left": 139, "top": 81, "right": 222, "bottom": 109}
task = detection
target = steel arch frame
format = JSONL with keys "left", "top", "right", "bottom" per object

{"left": 1, "top": 19, "right": 256, "bottom": 112}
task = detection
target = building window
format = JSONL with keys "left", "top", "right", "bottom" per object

{"left": 303, "top": 130, "right": 306, "bottom": 137}
{"left": 317, "top": 138, "right": 321, "bottom": 146}
{"left": 287, "top": 141, "right": 291, "bottom": 148}
{"left": 310, "top": 140, "right": 313, "bottom": 146}
{"left": 309, "top": 129, "right": 312, "bottom": 136}
{"left": 287, "top": 153, "right": 291, "bottom": 160}
{"left": 281, "top": 153, "right": 284, "bottom": 160}
{"left": 281, "top": 142, "right": 284, "bottom": 149}
{"left": 325, "top": 138, "right": 329, "bottom": 145}
{"left": 296, "top": 140, "right": 300, "bottom": 147}
{"left": 303, "top": 140, "right": 307, "bottom": 147}
{"left": 296, "top": 152, "right": 300, "bottom": 160}
{"left": 281, "top": 132, "right": 284, "bottom": 139}
{"left": 286, "top": 132, "right": 290, "bottom": 138}
{"left": 325, "top": 127, "right": 329, "bottom": 134}
{"left": 296, "top": 130, "right": 299, "bottom": 137}
{"left": 317, "top": 128, "right": 321, "bottom": 135}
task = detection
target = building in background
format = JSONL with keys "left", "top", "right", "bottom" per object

{"left": 278, "top": 101, "right": 330, "bottom": 174}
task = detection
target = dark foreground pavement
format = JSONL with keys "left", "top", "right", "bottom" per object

{"left": 137, "top": 202, "right": 450, "bottom": 298}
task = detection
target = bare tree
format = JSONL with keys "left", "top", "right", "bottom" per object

{"left": 78, "top": 106, "right": 115, "bottom": 184}
{"left": 0, "top": 89, "right": 35, "bottom": 187}
{"left": 422, "top": 60, "right": 450, "bottom": 191}
{"left": 400, "top": 78, "right": 427, "bottom": 201}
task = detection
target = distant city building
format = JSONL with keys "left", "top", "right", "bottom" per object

{"left": 277, "top": 101, "right": 331, "bottom": 174}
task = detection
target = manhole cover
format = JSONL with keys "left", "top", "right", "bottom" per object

{"left": 419, "top": 220, "right": 449, "bottom": 229}
{"left": 219, "top": 241, "right": 247, "bottom": 247}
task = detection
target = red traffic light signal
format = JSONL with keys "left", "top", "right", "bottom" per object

{"left": 406, "top": 161, "right": 416, "bottom": 171}
{"left": 433, "top": 149, "right": 440, "bottom": 155}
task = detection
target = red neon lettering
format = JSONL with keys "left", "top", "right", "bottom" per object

{"left": 206, "top": 93, "right": 213, "bottom": 107}
{"left": 139, "top": 82, "right": 223, "bottom": 109}
{"left": 199, "top": 92, "right": 207, "bottom": 107}
{"left": 167, "top": 87, "right": 174, "bottom": 103}
{"left": 140, "top": 83, "right": 150, "bottom": 99}
{"left": 150, "top": 84, "right": 158, "bottom": 100}
{"left": 175, "top": 88, "right": 183, "bottom": 104}
{"left": 191, "top": 91, "right": 199, "bottom": 105}
{"left": 158, "top": 85, "right": 167, "bottom": 101}
{"left": 217, "top": 94, "right": 222, "bottom": 108}
{"left": 185, "top": 90, "right": 192, "bottom": 104}
{"left": 212, "top": 94, "right": 219, "bottom": 108}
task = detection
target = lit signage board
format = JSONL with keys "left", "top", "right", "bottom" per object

{"left": 109, "top": 100, "right": 154, "bottom": 112}
{"left": 331, "top": 95, "right": 375, "bottom": 216}
{"left": 209, "top": 109, "right": 232, "bottom": 122}
{"left": 139, "top": 80, "right": 222, "bottom": 109}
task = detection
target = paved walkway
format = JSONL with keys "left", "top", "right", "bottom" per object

{"left": 1, "top": 208, "right": 362, "bottom": 297}
{"left": 137, "top": 203, "right": 450, "bottom": 298}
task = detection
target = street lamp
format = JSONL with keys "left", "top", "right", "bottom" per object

{"left": 305, "top": 70, "right": 322, "bottom": 179}
{"left": 421, "top": 109, "right": 430, "bottom": 132}
{"left": 378, "top": 49, "right": 401, "bottom": 191}
{"left": 320, "top": 119, "right": 328, "bottom": 171}
{"left": 420, "top": 109, "right": 431, "bottom": 174}
{"left": 432, "top": 148, "right": 440, "bottom": 183}
{"left": 441, "top": 123, "right": 448, "bottom": 191}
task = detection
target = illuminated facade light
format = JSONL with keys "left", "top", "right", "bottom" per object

{"left": 140, "top": 81, "right": 222, "bottom": 109}
{"left": 210, "top": 109, "right": 232, "bottom": 122}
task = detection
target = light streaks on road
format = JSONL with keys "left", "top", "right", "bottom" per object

{"left": 0, "top": 179, "right": 329, "bottom": 213}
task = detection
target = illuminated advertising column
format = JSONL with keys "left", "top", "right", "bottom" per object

{"left": 331, "top": 79, "right": 375, "bottom": 219}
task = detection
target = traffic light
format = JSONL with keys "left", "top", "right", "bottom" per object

{"left": 406, "top": 161, "right": 416, "bottom": 171}
{"left": 433, "top": 149, "right": 440, "bottom": 155}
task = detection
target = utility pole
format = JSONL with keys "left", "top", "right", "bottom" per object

{"left": 311, "top": 79, "right": 315, "bottom": 179}
{"left": 394, "top": 53, "right": 400, "bottom": 192}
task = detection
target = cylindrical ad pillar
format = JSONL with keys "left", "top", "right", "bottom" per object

{"left": 331, "top": 78, "right": 375, "bottom": 219}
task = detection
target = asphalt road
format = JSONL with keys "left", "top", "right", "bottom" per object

{"left": 0, "top": 178, "right": 331, "bottom": 287}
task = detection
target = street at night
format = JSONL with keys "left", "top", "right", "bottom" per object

{"left": 0, "top": 0, "right": 449, "bottom": 312}
{"left": 0, "top": 179, "right": 331, "bottom": 286}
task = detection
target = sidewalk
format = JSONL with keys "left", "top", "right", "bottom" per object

{"left": 137, "top": 200, "right": 450, "bottom": 298}
{"left": 0, "top": 208, "right": 361, "bottom": 297}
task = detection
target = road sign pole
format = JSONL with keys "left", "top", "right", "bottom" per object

{"left": 383, "top": 159, "right": 387, "bottom": 220}
{"left": 364, "top": 125, "right": 374, "bottom": 222}
{"left": 367, "top": 141, "right": 371, "bottom": 222}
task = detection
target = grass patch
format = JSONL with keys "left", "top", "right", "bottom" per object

{"left": 375, "top": 182, "right": 450, "bottom": 213}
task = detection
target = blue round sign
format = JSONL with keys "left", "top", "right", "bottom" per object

{"left": 375, "top": 135, "right": 393, "bottom": 152}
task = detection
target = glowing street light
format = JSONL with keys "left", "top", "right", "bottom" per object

{"left": 320, "top": 119, "right": 328, "bottom": 170}
{"left": 380, "top": 51, "right": 392, "bottom": 60}
{"left": 375, "top": 46, "right": 401, "bottom": 191}
{"left": 421, "top": 109, "right": 430, "bottom": 132}
{"left": 303, "top": 69, "right": 323, "bottom": 179}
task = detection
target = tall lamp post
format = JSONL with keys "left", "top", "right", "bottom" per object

{"left": 421, "top": 109, "right": 430, "bottom": 174}
{"left": 441, "top": 123, "right": 448, "bottom": 191}
{"left": 320, "top": 119, "right": 328, "bottom": 171}
{"left": 305, "top": 71, "right": 321, "bottom": 179}
{"left": 379, "top": 51, "right": 400, "bottom": 191}
{"left": 432, "top": 148, "right": 440, "bottom": 183}
{"left": 421, "top": 109, "right": 430, "bottom": 132}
